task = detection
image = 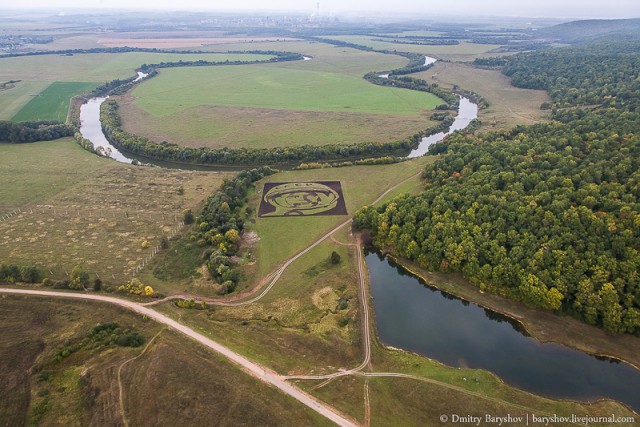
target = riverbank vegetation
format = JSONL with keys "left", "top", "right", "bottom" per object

{"left": 355, "top": 38, "right": 640, "bottom": 334}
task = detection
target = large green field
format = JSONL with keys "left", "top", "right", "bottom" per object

{"left": 11, "top": 81, "right": 97, "bottom": 122}
{"left": 0, "top": 52, "right": 272, "bottom": 120}
{"left": 118, "top": 41, "right": 439, "bottom": 149}
{"left": 130, "top": 63, "right": 443, "bottom": 116}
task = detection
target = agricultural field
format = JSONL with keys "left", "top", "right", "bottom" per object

{"left": 414, "top": 61, "right": 550, "bottom": 131}
{"left": 0, "top": 296, "right": 327, "bottom": 426}
{"left": 0, "top": 139, "right": 230, "bottom": 285}
{"left": 319, "top": 35, "right": 502, "bottom": 61}
{"left": 0, "top": 52, "right": 272, "bottom": 120}
{"left": 130, "top": 64, "right": 441, "bottom": 115}
{"left": 11, "top": 81, "right": 97, "bottom": 122}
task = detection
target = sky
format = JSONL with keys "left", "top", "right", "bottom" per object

{"left": 2, "top": 0, "right": 640, "bottom": 19}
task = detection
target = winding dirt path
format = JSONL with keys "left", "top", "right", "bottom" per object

{"left": 0, "top": 288, "right": 357, "bottom": 427}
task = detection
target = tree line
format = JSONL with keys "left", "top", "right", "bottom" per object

{"left": 99, "top": 99, "right": 418, "bottom": 165}
{"left": 0, "top": 120, "right": 74, "bottom": 143}
{"left": 192, "top": 167, "right": 275, "bottom": 294}
{"left": 355, "top": 39, "right": 640, "bottom": 334}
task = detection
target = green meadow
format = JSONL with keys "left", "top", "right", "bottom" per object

{"left": 130, "top": 64, "right": 443, "bottom": 116}
{"left": 12, "top": 81, "right": 97, "bottom": 122}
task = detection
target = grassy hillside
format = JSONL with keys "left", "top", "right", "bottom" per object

{"left": 0, "top": 296, "right": 328, "bottom": 426}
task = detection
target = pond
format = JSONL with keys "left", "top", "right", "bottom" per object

{"left": 367, "top": 251, "right": 640, "bottom": 412}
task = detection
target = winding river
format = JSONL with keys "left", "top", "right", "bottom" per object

{"left": 79, "top": 57, "right": 477, "bottom": 165}
{"left": 76, "top": 57, "right": 640, "bottom": 412}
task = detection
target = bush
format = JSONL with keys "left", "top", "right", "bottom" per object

{"left": 183, "top": 209, "right": 194, "bottom": 224}
{"left": 69, "top": 266, "right": 89, "bottom": 290}
{"left": 116, "top": 332, "right": 144, "bottom": 347}
{"left": 330, "top": 251, "right": 341, "bottom": 265}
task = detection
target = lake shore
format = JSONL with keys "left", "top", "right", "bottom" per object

{"left": 379, "top": 252, "right": 640, "bottom": 371}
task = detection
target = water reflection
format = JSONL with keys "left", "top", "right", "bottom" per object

{"left": 366, "top": 251, "right": 640, "bottom": 411}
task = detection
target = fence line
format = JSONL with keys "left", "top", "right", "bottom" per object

{"left": 130, "top": 221, "right": 185, "bottom": 278}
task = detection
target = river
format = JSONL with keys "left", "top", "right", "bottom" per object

{"left": 75, "top": 57, "right": 640, "bottom": 412}
{"left": 367, "top": 251, "right": 640, "bottom": 412}
{"left": 408, "top": 97, "right": 478, "bottom": 158}
{"left": 79, "top": 57, "right": 478, "bottom": 165}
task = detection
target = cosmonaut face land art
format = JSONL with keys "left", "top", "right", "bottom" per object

{"left": 258, "top": 182, "right": 348, "bottom": 217}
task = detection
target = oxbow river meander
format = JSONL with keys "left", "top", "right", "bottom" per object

{"left": 77, "top": 59, "right": 640, "bottom": 413}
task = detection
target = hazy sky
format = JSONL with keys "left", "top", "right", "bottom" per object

{"left": 2, "top": 0, "right": 640, "bottom": 19}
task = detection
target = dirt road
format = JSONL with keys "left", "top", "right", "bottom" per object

{"left": 0, "top": 288, "right": 358, "bottom": 427}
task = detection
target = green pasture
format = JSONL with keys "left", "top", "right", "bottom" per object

{"left": 131, "top": 64, "right": 443, "bottom": 116}
{"left": 11, "top": 81, "right": 97, "bottom": 122}
{"left": 0, "top": 52, "right": 273, "bottom": 120}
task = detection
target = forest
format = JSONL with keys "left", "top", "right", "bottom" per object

{"left": 355, "top": 38, "right": 640, "bottom": 334}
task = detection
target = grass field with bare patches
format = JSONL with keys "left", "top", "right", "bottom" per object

{"left": 0, "top": 296, "right": 327, "bottom": 426}
{"left": 0, "top": 139, "right": 230, "bottom": 285}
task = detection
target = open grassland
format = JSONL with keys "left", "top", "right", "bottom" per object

{"left": 0, "top": 296, "right": 327, "bottom": 426}
{"left": 118, "top": 40, "right": 435, "bottom": 149}
{"left": 129, "top": 63, "right": 443, "bottom": 116}
{"left": 0, "top": 139, "right": 104, "bottom": 212}
{"left": 414, "top": 61, "right": 550, "bottom": 131}
{"left": 118, "top": 96, "right": 434, "bottom": 149}
{"left": 0, "top": 52, "right": 272, "bottom": 120}
{"left": 319, "top": 35, "right": 502, "bottom": 61}
{"left": 304, "top": 370, "right": 635, "bottom": 426}
{"left": 11, "top": 81, "right": 97, "bottom": 122}
{"left": 0, "top": 139, "right": 230, "bottom": 284}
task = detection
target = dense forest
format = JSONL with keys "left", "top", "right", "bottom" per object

{"left": 356, "top": 38, "right": 640, "bottom": 334}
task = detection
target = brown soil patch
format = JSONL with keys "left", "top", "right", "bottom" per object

{"left": 117, "top": 95, "right": 433, "bottom": 150}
